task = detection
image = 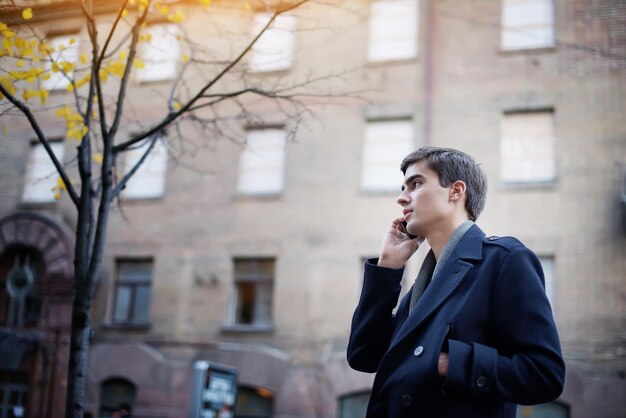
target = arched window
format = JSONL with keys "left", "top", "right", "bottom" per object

{"left": 339, "top": 391, "right": 370, "bottom": 418}
{"left": 517, "top": 401, "right": 570, "bottom": 418}
{"left": 235, "top": 385, "right": 273, "bottom": 418}
{"left": 99, "top": 378, "right": 136, "bottom": 418}
{"left": 0, "top": 246, "right": 44, "bottom": 327}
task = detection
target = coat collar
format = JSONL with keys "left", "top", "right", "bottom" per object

{"left": 389, "top": 224, "right": 485, "bottom": 351}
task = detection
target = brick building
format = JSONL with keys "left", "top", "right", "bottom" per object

{"left": 0, "top": 1, "right": 625, "bottom": 417}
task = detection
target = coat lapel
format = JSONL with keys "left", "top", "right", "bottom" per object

{"left": 389, "top": 225, "right": 485, "bottom": 351}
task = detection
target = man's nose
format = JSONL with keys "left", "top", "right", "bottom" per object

{"left": 397, "top": 190, "right": 410, "bottom": 206}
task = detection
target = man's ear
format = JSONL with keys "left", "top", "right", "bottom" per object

{"left": 449, "top": 180, "right": 467, "bottom": 202}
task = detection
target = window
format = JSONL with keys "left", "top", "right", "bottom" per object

{"left": 516, "top": 401, "right": 569, "bottom": 418}
{"left": 539, "top": 256, "right": 555, "bottom": 309}
{"left": 368, "top": 0, "right": 418, "bottom": 62}
{"left": 339, "top": 391, "right": 370, "bottom": 418}
{"left": 500, "top": 111, "right": 556, "bottom": 184}
{"left": 237, "top": 128, "right": 286, "bottom": 195}
{"left": 231, "top": 258, "right": 275, "bottom": 327}
{"left": 501, "top": 0, "right": 555, "bottom": 50}
{"left": 0, "top": 371, "right": 28, "bottom": 418}
{"left": 0, "top": 247, "right": 44, "bottom": 327}
{"left": 361, "top": 120, "right": 413, "bottom": 192}
{"left": 98, "top": 378, "right": 136, "bottom": 418}
{"left": 235, "top": 385, "right": 274, "bottom": 418}
{"left": 136, "top": 24, "right": 180, "bottom": 82}
{"left": 42, "top": 34, "right": 79, "bottom": 91}
{"left": 249, "top": 13, "right": 296, "bottom": 72}
{"left": 112, "top": 260, "right": 152, "bottom": 326}
{"left": 22, "top": 141, "right": 65, "bottom": 203}
{"left": 122, "top": 137, "right": 168, "bottom": 199}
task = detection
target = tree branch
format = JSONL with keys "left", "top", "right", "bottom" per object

{"left": 113, "top": 0, "right": 311, "bottom": 153}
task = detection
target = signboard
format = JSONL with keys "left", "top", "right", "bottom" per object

{"left": 189, "top": 361, "right": 238, "bottom": 418}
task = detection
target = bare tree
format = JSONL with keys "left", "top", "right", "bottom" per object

{"left": 0, "top": 0, "right": 354, "bottom": 416}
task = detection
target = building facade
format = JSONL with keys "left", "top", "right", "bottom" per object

{"left": 0, "top": 0, "right": 625, "bottom": 417}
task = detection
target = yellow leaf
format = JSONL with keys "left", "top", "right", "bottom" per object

{"left": 181, "top": 54, "right": 190, "bottom": 63}
{"left": 16, "top": 59, "right": 24, "bottom": 68}
{"left": 133, "top": 58, "right": 145, "bottom": 69}
{"left": 21, "top": 89, "right": 31, "bottom": 101}
{"left": 243, "top": 3, "right": 251, "bottom": 10}
{"left": 119, "top": 50, "right": 128, "bottom": 60}
{"left": 173, "top": 101, "right": 181, "bottom": 111}
{"left": 54, "top": 191, "right": 61, "bottom": 200}
{"left": 57, "top": 177, "right": 67, "bottom": 191}
{"left": 80, "top": 126, "right": 88, "bottom": 137}
{"left": 199, "top": 0, "right": 211, "bottom": 7}
{"left": 69, "top": 38, "right": 76, "bottom": 45}
{"left": 93, "top": 153, "right": 103, "bottom": 164}
{"left": 80, "top": 53, "right": 89, "bottom": 64}
{"left": 0, "top": 23, "right": 8, "bottom": 32}
{"left": 22, "top": 8, "right": 33, "bottom": 20}
{"left": 39, "top": 89, "right": 49, "bottom": 104}
{"left": 168, "top": 10, "right": 185, "bottom": 23}
{"left": 121, "top": 8, "right": 128, "bottom": 18}
{"left": 66, "top": 83, "right": 74, "bottom": 92}
{"left": 159, "top": 5, "right": 170, "bottom": 15}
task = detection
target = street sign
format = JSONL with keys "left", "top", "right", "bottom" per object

{"left": 189, "top": 361, "right": 238, "bottom": 418}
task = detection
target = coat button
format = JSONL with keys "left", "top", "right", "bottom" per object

{"left": 488, "top": 236, "right": 498, "bottom": 241}
{"left": 476, "top": 376, "right": 487, "bottom": 387}
{"left": 413, "top": 345, "right": 424, "bottom": 356}
{"left": 401, "top": 394, "right": 413, "bottom": 406}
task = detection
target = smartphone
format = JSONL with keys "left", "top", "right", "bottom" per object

{"left": 401, "top": 221, "right": 417, "bottom": 239}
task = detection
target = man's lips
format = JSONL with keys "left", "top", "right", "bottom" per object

{"left": 403, "top": 210, "right": 413, "bottom": 220}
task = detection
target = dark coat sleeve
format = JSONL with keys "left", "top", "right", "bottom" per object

{"left": 443, "top": 246, "right": 565, "bottom": 405}
{"left": 347, "top": 258, "right": 404, "bottom": 373}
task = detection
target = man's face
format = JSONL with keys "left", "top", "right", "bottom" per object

{"left": 398, "top": 160, "right": 454, "bottom": 237}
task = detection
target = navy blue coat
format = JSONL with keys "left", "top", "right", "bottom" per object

{"left": 347, "top": 225, "right": 565, "bottom": 418}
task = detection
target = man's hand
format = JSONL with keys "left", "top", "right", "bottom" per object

{"left": 438, "top": 353, "right": 449, "bottom": 377}
{"left": 377, "top": 217, "right": 423, "bottom": 269}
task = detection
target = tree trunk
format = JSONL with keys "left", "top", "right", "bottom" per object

{"left": 64, "top": 287, "right": 92, "bottom": 418}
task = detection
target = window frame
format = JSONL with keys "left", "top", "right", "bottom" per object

{"left": 136, "top": 23, "right": 181, "bottom": 83}
{"left": 225, "top": 258, "right": 276, "bottom": 332}
{"left": 236, "top": 127, "right": 287, "bottom": 197}
{"left": 500, "top": 0, "right": 556, "bottom": 51}
{"left": 111, "top": 259, "right": 153, "bottom": 327}
{"left": 21, "top": 140, "right": 65, "bottom": 204}
{"left": 121, "top": 137, "right": 168, "bottom": 200}
{"left": 249, "top": 12, "right": 297, "bottom": 73}
{"left": 42, "top": 33, "right": 80, "bottom": 91}
{"left": 367, "top": 0, "right": 419, "bottom": 63}
{"left": 500, "top": 109, "right": 557, "bottom": 187}
{"left": 361, "top": 118, "right": 414, "bottom": 193}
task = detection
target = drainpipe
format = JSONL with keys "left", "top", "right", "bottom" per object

{"left": 423, "top": 0, "right": 436, "bottom": 146}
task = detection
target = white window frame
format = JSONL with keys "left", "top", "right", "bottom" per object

{"left": 501, "top": 0, "right": 555, "bottom": 50}
{"left": 22, "top": 141, "right": 65, "bottom": 203}
{"left": 500, "top": 110, "right": 556, "bottom": 185}
{"left": 136, "top": 23, "right": 181, "bottom": 82}
{"left": 367, "top": 0, "right": 418, "bottom": 62}
{"left": 361, "top": 119, "right": 414, "bottom": 192}
{"left": 122, "top": 138, "right": 168, "bottom": 199}
{"left": 249, "top": 13, "right": 296, "bottom": 72}
{"left": 228, "top": 258, "right": 275, "bottom": 329}
{"left": 237, "top": 128, "right": 287, "bottom": 195}
{"left": 42, "top": 34, "right": 79, "bottom": 91}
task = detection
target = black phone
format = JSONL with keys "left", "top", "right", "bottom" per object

{"left": 401, "top": 221, "right": 417, "bottom": 239}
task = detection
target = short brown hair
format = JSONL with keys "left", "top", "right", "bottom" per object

{"left": 400, "top": 146, "right": 488, "bottom": 221}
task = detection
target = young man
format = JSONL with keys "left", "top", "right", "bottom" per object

{"left": 348, "top": 147, "right": 565, "bottom": 418}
